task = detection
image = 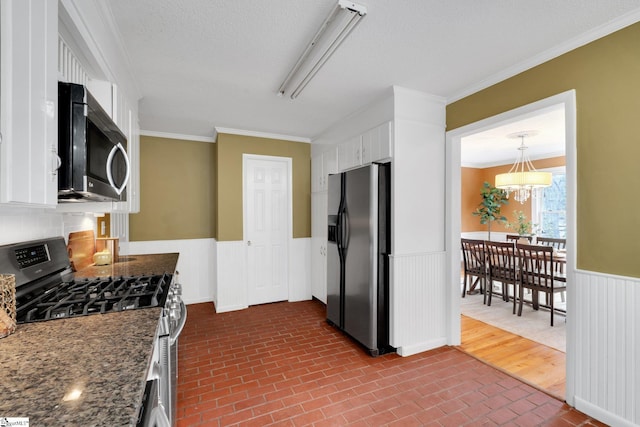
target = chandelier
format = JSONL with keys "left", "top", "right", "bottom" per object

{"left": 495, "top": 131, "right": 552, "bottom": 204}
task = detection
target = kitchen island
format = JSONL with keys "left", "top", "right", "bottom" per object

{"left": 0, "top": 253, "right": 179, "bottom": 426}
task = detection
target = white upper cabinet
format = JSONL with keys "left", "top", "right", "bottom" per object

{"left": 338, "top": 136, "right": 362, "bottom": 171}
{"left": 362, "top": 121, "right": 392, "bottom": 164}
{"left": 0, "top": 0, "right": 58, "bottom": 206}
{"left": 337, "top": 121, "right": 393, "bottom": 172}
{"left": 311, "top": 147, "right": 337, "bottom": 193}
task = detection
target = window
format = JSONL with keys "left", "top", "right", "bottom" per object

{"left": 533, "top": 168, "right": 566, "bottom": 238}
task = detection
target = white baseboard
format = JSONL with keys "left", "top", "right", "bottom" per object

{"left": 574, "top": 397, "right": 637, "bottom": 427}
{"left": 396, "top": 338, "right": 448, "bottom": 357}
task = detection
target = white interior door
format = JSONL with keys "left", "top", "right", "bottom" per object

{"left": 244, "top": 155, "right": 291, "bottom": 305}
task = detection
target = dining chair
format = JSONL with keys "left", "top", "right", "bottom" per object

{"left": 506, "top": 234, "right": 533, "bottom": 243}
{"left": 460, "top": 238, "right": 486, "bottom": 298}
{"left": 535, "top": 236, "right": 566, "bottom": 250}
{"left": 484, "top": 241, "right": 518, "bottom": 311}
{"left": 535, "top": 236, "right": 567, "bottom": 302}
{"left": 515, "top": 243, "right": 567, "bottom": 326}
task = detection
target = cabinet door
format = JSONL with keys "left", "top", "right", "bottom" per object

{"left": 363, "top": 122, "right": 393, "bottom": 164}
{"left": 311, "top": 192, "right": 328, "bottom": 303}
{"left": 0, "top": 0, "right": 58, "bottom": 206}
{"left": 374, "top": 121, "right": 393, "bottom": 161}
{"left": 322, "top": 147, "right": 338, "bottom": 177}
{"left": 311, "top": 154, "right": 323, "bottom": 193}
{"left": 338, "top": 136, "right": 361, "bottom": 171}
{"left": 361, "top": 128, "right": 374, "bottom": 165}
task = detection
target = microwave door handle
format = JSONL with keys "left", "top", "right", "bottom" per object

{"left": 106, "top": 142, "right": 131, "bottom": 196}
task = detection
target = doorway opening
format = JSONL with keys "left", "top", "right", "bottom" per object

{"left": 446, "top": 90, "right": 577, "bottom": 400}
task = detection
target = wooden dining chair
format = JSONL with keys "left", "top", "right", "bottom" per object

{"left": 484, "top": 241, "right": 518, "bottom": 311}
{"left": 535, "top": 237, "right": 566, "bottom": 250}
{"left": 506, "top": 234, "right": 533, "bottom": 243}
{"left": 461, "top": 238, "right": 486, "bottom": 298}
{"left": 535, "top": 236, "right": 567, "bottom": 301}
{"left": 515, "top": 243, "right": 567, "bottom": 326}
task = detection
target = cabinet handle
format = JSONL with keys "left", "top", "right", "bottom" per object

{"left": 0, "top": 131, "right": 3, "bottom": 144}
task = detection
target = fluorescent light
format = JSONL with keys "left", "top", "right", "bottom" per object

{"left": 278, "top": 0, "right": 367, "bottom": 99}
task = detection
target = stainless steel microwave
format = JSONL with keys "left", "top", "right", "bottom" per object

{"left": 58, "top": 82, "right": 130, "bottom": 202}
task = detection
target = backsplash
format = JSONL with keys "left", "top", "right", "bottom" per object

{"left": 0, "top": 208, "right": 96, "bottom": 245}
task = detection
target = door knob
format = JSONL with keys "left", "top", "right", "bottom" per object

{"left": 247, "top": 240, "right": 252, "bottom": 246}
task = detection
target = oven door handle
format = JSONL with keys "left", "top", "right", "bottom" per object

{"left": 150, "top": 402, "right": 171, "bottom": 427}
{"left": 170, "top": 300, "right": 187, "bottom": 345}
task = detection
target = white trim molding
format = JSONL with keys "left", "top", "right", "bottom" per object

{"left": 140, "top": 130, "right": 216, "bottom": 143}
{"left": 214, "top": 127, "right": 311, "bottom": 143}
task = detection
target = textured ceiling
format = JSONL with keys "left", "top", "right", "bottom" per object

{"left": 106, "top": 0, "right": 640, "bottom": 141}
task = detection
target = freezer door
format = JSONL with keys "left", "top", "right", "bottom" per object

{"left": 343, "top": 165, "right": 378, "bottom": 352}
{"left": 326, "top": 173, "right": 343, "bottom": 327}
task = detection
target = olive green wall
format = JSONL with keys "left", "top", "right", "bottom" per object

{"left": 216, "top": 133, "right": 311, "bottom": 241}
{"left": 129, "top": 136, "right": 215, "bottom": 241}
{"left": 447, "top": 22, "right": 640, "bottom": 277}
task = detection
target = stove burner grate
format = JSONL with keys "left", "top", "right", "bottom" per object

{"left": 16, "top": 273, "right": 171, "bottom": 323}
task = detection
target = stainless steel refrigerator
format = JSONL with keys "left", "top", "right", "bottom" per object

{"left": 326, "top": 163, "right": 392, "bottom": 356}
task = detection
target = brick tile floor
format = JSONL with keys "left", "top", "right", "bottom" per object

{"left": 177, "top": 300, "right": 605, "bottom": 426}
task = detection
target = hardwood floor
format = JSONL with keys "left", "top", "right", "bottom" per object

{"left": 458, "top": 315, "right": 566, "bottom": 399}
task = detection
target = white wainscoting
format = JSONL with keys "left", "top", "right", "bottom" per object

{"left": 215, "top": 238, "right": 312, "bottom": 313}
{"left": 123, "top": 239, "right": 216, "bottom": 305}
{"left": 390, "top": 251, "right": 447, "bottom": 356}
{"left": 288, "top": 238, "right": 311, "bottom": 302}
{"left": 215, "top": 241, "right": 247, "bottom": 313}
{"left": 572, "top": 270, "right": 640, "bottom": 427}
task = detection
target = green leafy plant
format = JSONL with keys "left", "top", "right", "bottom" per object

{"left": 472, "top": 182, "right": 509, "bottom": 241}
{"left": 507, "top": 210, "right": 537, "bottom": 236}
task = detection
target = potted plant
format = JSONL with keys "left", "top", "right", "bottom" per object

{"left": 507, "top": 210, "right": 537, "bottom": 243}
{"left": 472, "top": 182, "right": 509, "bottom": 241}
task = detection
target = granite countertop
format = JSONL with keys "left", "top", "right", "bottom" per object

{"left": 0, "top": 253, "right": 180, "bottom": 426}
{"left": 74, "top": 252, "right": 179, "bottom": 280}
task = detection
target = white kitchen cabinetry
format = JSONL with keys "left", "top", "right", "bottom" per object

{"left": 0, "top": 0, "right": 58, "bottom": 206}
{"left": 311, "top": 192, "right": 328, "bottom": 303}
{"left": 337, "top": 122, "right": 392, "bottom": 171}
{"left": 362, "top": 121, "right": 392, "bottom": 164}
{"left": 311, "top": 148, "right": 337, "bottom": 192}
{"left": 310, "top": 121, "right": 393, "bottom": 301}
{"left": 337, "top": 136, "right": 362, "bottom": 171}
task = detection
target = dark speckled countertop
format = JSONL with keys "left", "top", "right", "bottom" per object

{"left": 74, "top": 253, "right": 179, "bottom": 280}
{"left": 0, "top": 253, "right": 179, "bottom": 426}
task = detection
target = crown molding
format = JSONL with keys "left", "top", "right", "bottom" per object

{"left": 140, "top": 130, "right": 216, "bottom": 143}
{"left": 213, "top": 127, "right": 311, "bottom": 143}
{"left": 448, "top": 8, "right": 640, "bottom": 104}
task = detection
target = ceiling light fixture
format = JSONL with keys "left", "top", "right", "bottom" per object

{"left": 495, "top": 131, "right": 552, "bottom": 204}
{"left": 277, "top": 0, "right": 367, "bottom": 99}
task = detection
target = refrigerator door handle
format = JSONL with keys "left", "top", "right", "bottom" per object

{"left": 335, "top": 211, "right": 342, "bottom": 249}
{"left": 342, "top": 209, "right": 350, "bottom": 249}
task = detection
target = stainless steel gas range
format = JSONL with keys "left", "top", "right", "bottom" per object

{"left": 0, "top": 236, "right": 186, "bottom": 427}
